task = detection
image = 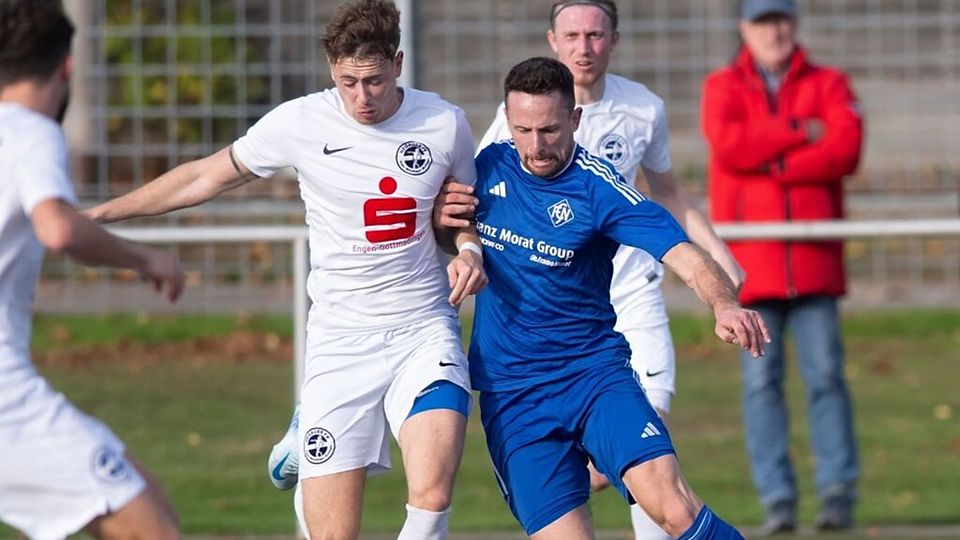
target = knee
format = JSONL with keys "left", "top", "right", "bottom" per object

{"left": 407, "top": 485, "right": 452, "bottom": 512}
{"left": 658, "top": 499, "right": 699, "bottom": 536}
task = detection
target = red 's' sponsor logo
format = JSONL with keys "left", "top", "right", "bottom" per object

{"left": 363, "top": 177, "right": 417, "bottom": 243}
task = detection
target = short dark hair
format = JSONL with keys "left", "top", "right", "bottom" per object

{"left": 504, "top": 57, "right": 576, "bottom": 112}
{"left": 0, "top": 0, "right": 75, "bottom": 87}
{"left": 550, "top": 0, "right": 618, "bottom": 31}
{"left": 322, "top": 0, "right": 400, "bottom": 65}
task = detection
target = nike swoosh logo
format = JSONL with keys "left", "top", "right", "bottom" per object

{"left": 439, "top": 360, "right": 459, "bottom": 367}
{"left": 323, "top": 144, "right": 352, "bottom": 155}
{"left": 271, "top": 454, "right": 289, "bottom": 481}
{"left": 645, "top": 369, "right": 667, "bottom": 377}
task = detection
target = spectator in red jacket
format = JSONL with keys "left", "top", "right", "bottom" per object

{"left": 701, "top": 0, "right": 863, "bottom": 535}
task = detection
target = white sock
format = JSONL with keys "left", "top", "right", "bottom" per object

{"left": 631, "top": 503, "right": 672, "bottom": 540}
{"left": 397, "top": 504, "right": 450, "bottom": 540}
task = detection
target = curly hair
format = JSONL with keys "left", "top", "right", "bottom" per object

{"left": 321, "top": 0, "right": 401, "bottom": 64}
{"left": 0, "top": 0, "right": 75, "bottom": 87}
{"left": 504, "top": 57, "right": 576, "bottom": 112}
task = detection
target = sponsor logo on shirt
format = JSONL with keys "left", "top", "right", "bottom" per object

{"left": 476, "top": 220, "right": 575, "bottom": 266}
{"left": 363, "top": 176, "right": 417, "bottom": 243}
{"left": 396, "top": 141, "right": 433, "bottom": 176}
{"left": 599, "top": 133, "right": 629, "bottom": 168}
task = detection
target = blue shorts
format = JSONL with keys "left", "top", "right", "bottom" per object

{"left": 479, "top": 362, "right": 675, "bottom": 535}
{"left": 408, "top": 379, "right": 471, "bottom": 419}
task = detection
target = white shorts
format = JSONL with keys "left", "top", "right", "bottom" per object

{"left": 298, "top": 315, "right": 470, "bottom": 479}
{"left": 0, "top": 377, "right": 145, "bottom": 540}
{"left": 614, "top": 283, "right": 676, "bottom": 413}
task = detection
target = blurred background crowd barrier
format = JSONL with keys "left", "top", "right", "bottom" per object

{"left": 43, "top": 0, "right": 959, "bottom": 313}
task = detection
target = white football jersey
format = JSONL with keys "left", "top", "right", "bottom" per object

{"left": 233, "top": 88, "right": 477, "bottom": 333}
{"left": 0, "top": 103, "right": 76, "bottom": 418}
{"left": 478, "top": 74, "right": 673, "bottom": 313}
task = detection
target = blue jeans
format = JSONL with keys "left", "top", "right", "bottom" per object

{"left": 740, "top": 295, "right": 859, "bottom": 512}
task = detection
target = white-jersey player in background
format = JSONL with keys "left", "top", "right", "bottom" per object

{"left": 86, "top": 1, "right": 487, "bottom": 538}
{"left": 0, "top": 1, "right": 184, "bottom": 538}
{"left": 465, "top": 2, "right": 744, "bottom": 538}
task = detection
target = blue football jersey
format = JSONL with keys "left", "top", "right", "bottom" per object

{"left": 468, "top": 142, "right": 688, "bottom": 392}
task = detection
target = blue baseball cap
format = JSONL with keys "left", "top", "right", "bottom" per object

{"left": 741, "top": 0, "right": 796, "bottom": 21}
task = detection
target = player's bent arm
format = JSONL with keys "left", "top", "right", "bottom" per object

{"left": 644, "top": 167, "right": 745, "bottom": 290}
{"left": 85, "top": 146, "right": 257, "bottom": 223}
{"left": 433, "top": 176, "right": 478, "bottom": 232}
{"left": 33, "top": 198, "right": 184, "bottom": 301}
{"left": 446, "top": 225, "right": 488, "bottom": 306}
{"left": 661, "top": 242, "right": 769, "bottom": 357}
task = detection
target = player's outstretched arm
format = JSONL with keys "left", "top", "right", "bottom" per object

{"left": 84, "top": 146, "right": 258, "bottom": 223}
{"left": 33, "top": 198, "right": 184, "bottom": 302}
{"left": 661, "top": 242, "right": 769, "bottom": 357}
{"left": 644, "top": 167, "right": 745, "bottom": 291}
{"left": 446, "top": 225, "right": 488, "bottom": 306}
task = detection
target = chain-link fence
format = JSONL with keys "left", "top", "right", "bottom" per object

{"left": 44, "top": 0, "right": 960, "bottom": 312}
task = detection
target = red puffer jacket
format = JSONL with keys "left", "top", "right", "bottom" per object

{"left": 702, "top": 46, "right": 863, "bottom": 305}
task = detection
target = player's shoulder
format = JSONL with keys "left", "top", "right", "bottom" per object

{"left": 296, "top": 90, "right": 335, "bottom": 114}
{"left": 570, "top": 146, "right": 646, "bottom": 204}
{"left": 477, "top": 139, "right": 514, "bottom": 162}
{"left": 475, "top": 140, "right": 515, "bottom": 180}
{"left": 604, "top": 74, "right": 665, "bottom": 110}
{"left": 571, "top": 146, "right": 620, "bottom": 183}
{"left": 405, "top": 88, "right": 467, "bottom": 119}
{"left": 0, "top": 104, "right": 66, "bottom": 154}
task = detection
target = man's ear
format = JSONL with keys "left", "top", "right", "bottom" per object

{"left": 394, "top": 51, "right": 404, "bottom": 78}
{"left": 61, "top": 53, "right": 73, "bottom": 81}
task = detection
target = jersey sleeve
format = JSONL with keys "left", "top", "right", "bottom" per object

{"left": 232, "top": 98, "right": 302, "bottom": 177}
{"left": 450, "top": 108, "right": 477, "bottom": 187}
{"left": 590, "top": 167, "right": 687, "bottom": 261}
{"left": 15, "top": 124, "right": 77, "bottom": 214}
{"left": 476, "top": 103, "right": 510, "bottom": 156}
{"left": 474, "top": 142, "right": 507, "bottom": 194}
{"left": 639, "top": 97, "right": 672, "bottom": 174}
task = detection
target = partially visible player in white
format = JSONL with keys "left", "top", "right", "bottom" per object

{"left": 463, "top": 1, "right": 745, "bottom": 538}
{"left": 85, "top": 1, "right": 486, "bottom": 538}
{"left": 0, "top": 1, "right": 184, "bottom": 538}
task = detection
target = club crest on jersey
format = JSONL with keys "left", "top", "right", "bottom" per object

{"left": 599, "top": 133, "right": 629, "bottom": 168}
{"left": 548, "top": 199, "right": 575, "bottom": 228}
{"left": 303, "top": 427, "right": 336, "bottom": 464}
{"left": 396, "top": 141, "right": 433, "bottom": 176}
{"left": 91, "top": 446, "right": 130, "bottom": 483}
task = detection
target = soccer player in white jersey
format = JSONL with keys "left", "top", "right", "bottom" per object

{"left": 86, "top": 1, "right": 486, "bottom": 538}
{"left": 457, "top": 2, "right": 745, "bottom": 537}
{"left": 0, "top": 1, "right": 184, "bottom": 538}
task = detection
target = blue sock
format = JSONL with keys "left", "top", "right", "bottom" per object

{"left": 678, "top": 506, "right": 745, "bottom": 540}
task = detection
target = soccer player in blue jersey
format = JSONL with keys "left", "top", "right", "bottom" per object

{"left": 470, "top": 56, "right": 769, "bottom": 539}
